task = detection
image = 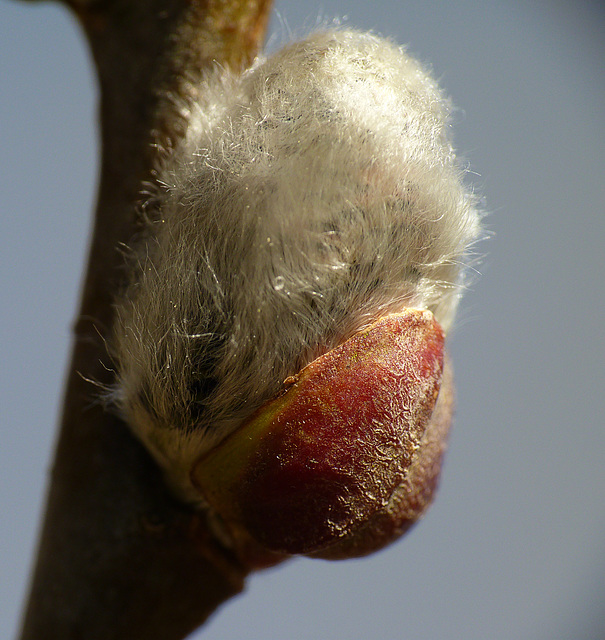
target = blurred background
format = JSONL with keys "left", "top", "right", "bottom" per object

{"left": 2, "top": 1, "right": 604, "bottom": 638}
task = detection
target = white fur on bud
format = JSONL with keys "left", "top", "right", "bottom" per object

{"left": 112, "top": 29, "right": 481, "bottom": 503}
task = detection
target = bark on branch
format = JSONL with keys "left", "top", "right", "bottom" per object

{"left": 19, "top": 1, "right": 273, "bottom": 638}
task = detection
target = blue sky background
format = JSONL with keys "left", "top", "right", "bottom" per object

{"left": 2, "top": 1, "right": 605, "bottom": 638}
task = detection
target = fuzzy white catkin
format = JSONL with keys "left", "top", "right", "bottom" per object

{"left": 112, "top": 29, "right": 481, "bottom": 502}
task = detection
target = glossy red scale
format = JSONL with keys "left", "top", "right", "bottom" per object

{"left": 192, "top": 308, "right": 446, "bottom": 557}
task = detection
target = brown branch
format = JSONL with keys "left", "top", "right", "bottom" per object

{"left": 19, "top": 1, "right": 273, "bottom": 638}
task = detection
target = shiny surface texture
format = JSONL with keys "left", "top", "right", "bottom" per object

{"left": 194, "top": 311, "right": 445, "bottom": 555}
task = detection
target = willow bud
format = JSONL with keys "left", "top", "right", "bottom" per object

{"left": 111, "top": 29, "right": 480, "bottom": 563}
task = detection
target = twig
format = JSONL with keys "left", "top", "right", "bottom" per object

{"left": 19, "top": 1, "right": 273, "bottom": 638}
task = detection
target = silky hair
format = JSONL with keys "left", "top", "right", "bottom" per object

{"left": 112, "top": 29, "right": 481, "bottom": 502}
